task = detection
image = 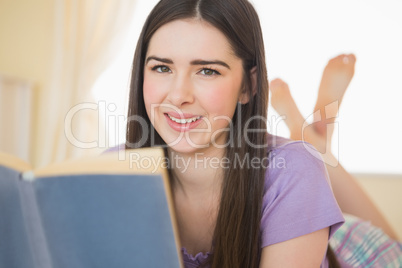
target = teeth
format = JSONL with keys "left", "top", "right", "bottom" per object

{"left": 167, "top": 114, "right": 201, "bottom": 124}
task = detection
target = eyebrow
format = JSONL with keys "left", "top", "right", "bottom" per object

{"left": 146, "top": 56, "right": 231, "bottom": 70}
{"left": 146, "top": 56, "right": 173, "bottom": 64}
{"left": 190, "top": 59, "right": 230, "bottom": 69}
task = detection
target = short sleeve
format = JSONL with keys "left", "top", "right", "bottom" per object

{"left": 261, "top": 140, "right": 344, "bottom": 248}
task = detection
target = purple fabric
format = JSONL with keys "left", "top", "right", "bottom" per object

{"left": 182, "top": 248, "right": 212, "bottom": 268}
{"left": 103, "top": 143, "right": 125, "bottom": 153}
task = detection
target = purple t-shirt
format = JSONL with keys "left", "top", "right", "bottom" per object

{"left": 182, "top": 135, "right": 344, "bottom": 267}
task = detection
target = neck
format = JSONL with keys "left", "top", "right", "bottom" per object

{"left": 168, "top": 147, "right": 226, "bottom": 199}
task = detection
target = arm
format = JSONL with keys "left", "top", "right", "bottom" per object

{"left": 324, "top": 157, "right": 398, "bottom": 240}
{"left": 259, "top": 228, "right": 329, "bottom": 268}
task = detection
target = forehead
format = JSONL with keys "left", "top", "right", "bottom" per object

{"left": 146, "top": 19, "right": 238, "bottom": 61}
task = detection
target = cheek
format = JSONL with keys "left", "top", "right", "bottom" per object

{"left": 143, "top": 75, "right": 164, "bottom": 111}
{"left": 200, "top": 79, "right": 241, "bottom": 117}
{"left": 143, "top": 77, "right": 165, "bottom": 123}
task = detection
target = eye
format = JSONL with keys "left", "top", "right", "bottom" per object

{"left": 152, "top": 65, "right": 171, "bottom": 73}
{"left": 200, "top": 68, "right": 221, "bottom": 76}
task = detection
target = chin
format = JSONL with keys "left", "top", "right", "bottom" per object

{"left": 155, "top": 125, "right": 228, "bottom": 155}
{"left": 166, "top": 137, "right": 208, "bottom": 154}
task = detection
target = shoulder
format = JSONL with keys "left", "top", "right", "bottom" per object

{"left": 265, "top": 134, "right": 329, "bottom": 190}
{"left": 261, "top": 135, "right": 344, "bottom": 247}
{"left": 266, "top": 134, "right": 323, "bottom": 163}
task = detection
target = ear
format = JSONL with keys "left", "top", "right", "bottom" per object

{"left": 238, "top": 66, "right": 257, "bottom": 104}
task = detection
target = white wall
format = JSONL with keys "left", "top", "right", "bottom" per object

{"left": 254, "top": 0, "right": 402, "bottom": 174}
{"left": 0, "top": 0, "right": 55, "bottom": 165}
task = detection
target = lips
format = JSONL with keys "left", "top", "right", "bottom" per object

{"left": 166, "top": 113, "right": 202, "bottom": 124}
{"left": 164, "top": 112, "right": 203, "bottom": 131}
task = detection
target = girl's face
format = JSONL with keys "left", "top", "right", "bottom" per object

{"left": 143, "top": 19, "right": 247, "bottom": 154}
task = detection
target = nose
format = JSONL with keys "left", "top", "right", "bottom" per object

{"left": 167, "top": 73, "right": 195, "bottom": 107}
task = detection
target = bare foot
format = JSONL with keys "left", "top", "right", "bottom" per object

{"left": 270, "top": 79, "right": 305, "bottom": 140}
{"left": 313, "top": 54, "right": 356, "bottom": 138}
{"left": 270, "top": 78, "right": 335, "bottom": 162}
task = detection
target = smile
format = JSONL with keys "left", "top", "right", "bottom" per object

{"left": 166, "top": 114, "right": 202, "bottom": 124}
{"left": 164, "top": 113, "right": 204, "bottom": 132}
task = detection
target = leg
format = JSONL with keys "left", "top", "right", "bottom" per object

{"left": 330, "top": 213, "right": 402, "bottom": 266}
{"left": 313, "top": 54, "right": 356, "bottom": 138}
{"left": 269, "top": 79, "right": 304, "bottom": 141}
{"left": 270, "top": 78, "right": 331, "bottom": 155}
{"left": 270, "top": 75, "right": 399, "bottom": 240}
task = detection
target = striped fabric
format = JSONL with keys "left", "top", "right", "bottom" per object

{"left": 330, "top": 213, "right": 402, "bottom": 267}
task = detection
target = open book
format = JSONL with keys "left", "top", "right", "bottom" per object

{"left": 0, "top": 148, "right": 183, "bottom": 268}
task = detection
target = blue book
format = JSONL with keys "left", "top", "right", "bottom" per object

{"left": 0, "top": 148, "right": 183, "bottom": 268}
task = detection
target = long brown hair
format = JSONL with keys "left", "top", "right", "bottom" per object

{"left": 126, "top": 0, "right": 338, "bottom": 267}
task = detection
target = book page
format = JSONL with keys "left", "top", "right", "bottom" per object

{"left": 0, "top": 151, "right": 32, "bottom": 172}
{"left": 33, "top": 148, "right": 166, "bottom": 178}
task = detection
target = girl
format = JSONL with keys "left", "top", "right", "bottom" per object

{"left": 125, "top": 0, "right": 344, "bottom": 267}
